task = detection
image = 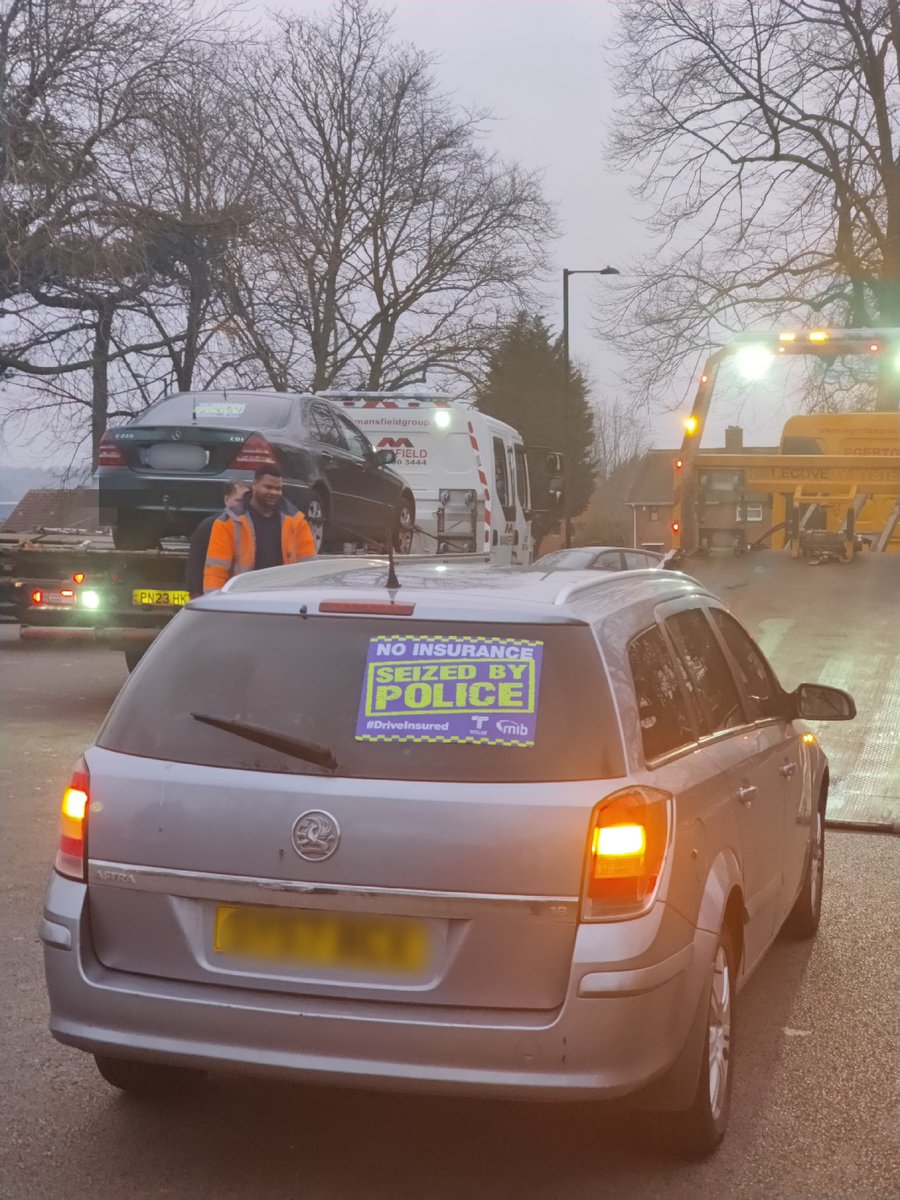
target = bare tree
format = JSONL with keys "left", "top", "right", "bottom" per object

{"left": 232, "top": 0, "right": 554, "bottom": 392}
{"left": 596, "top": 0, "right": 900, "bottom": 411}
{"left": 0, "top": 0, "right": 238, "bottom": 462}
{"left": 592, "top": 394, "right": 648, "bottom": 481}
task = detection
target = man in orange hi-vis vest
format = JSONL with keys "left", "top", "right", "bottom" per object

{"left": 203, "top": 466, "right": 316, "bottom": 592}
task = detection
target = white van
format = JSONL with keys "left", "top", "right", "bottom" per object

{"left": 322, "top": 393, "right": 536, "bottom": 564}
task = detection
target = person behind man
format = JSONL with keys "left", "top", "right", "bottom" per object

{"left": 184, "top": 481, "right": 249, "bottom": 599}
{"left": 203, "top": 466, "right": 316, "bottom": 593}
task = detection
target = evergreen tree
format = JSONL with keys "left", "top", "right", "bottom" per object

{"left": 475, "top": 313, "right": 595, "bottom": 538}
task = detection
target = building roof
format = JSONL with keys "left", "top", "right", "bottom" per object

{"left": 1, "top": 488, "right": 101, "bottom": 533}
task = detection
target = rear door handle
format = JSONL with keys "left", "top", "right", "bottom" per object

{"left": 737, "top": 785, "right": 758, "bottom": 806}
{"left": 779, "top": 762, "right": 798, "bottom": 778}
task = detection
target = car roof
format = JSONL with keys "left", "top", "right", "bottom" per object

{"left": 189, "top": 558, "right": 712, "bottom": 625}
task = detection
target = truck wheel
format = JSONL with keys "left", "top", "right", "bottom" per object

{"left": 393, "top": 497, "right": 415, "bottom": 554}
{"left": 112, "top": 512, "right": 158, "bottom": 550}
{"left": 94, "top": 1054, "right": 204, "bottom": 1097}
{"left": 658, "top": 924, "right": 736, "bottom": 1159}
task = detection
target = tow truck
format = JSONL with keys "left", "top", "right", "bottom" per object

{"left": 671, "top": 328, "right": 900, "bottom": 562}
{"left": 0, "top": 394, "right": 563, "bottom": 669}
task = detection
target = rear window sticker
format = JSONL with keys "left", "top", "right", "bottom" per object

{"left": 356, "top": 635, "right": 544, "bottom": 747}
{"left": 194, "top": 401, "right": 247, "bottom": 417}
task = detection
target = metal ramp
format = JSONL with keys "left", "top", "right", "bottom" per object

{"left": 875, "top": 499, "right": 900, "bottom": 553}
{"left": 679, "top": 550, "right": 900, "bottom": 830}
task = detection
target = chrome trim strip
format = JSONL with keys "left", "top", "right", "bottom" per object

{"left": 87, "top": 861, "right": 579, "bottom": 921}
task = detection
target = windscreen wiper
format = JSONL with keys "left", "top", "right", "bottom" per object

{"left": 190, "top": 713, "right": 338, "bottom": 772}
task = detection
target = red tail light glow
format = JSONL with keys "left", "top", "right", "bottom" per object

{"left": 73, "top": 572, "right": 85, "bottom": 584}
{"left": 319, "top": 601, "right": 416, "bottom": 615}
{"left": 97, "top": 433, "right": 126, "bottom": 467}
{"left": 230, "top": 434, "right": 279, "bottom": 471}
{"left": 57, "top": 757, "right": 90, "bottom": 880}
{"left": 582, "top": 786, "right": 672, "bottom": 919}
{"left": 31, "top": 590, "right": 43, "bottom": 605}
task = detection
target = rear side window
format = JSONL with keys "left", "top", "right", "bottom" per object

{"left": 665, "top": 609, "right": 745, "bottom": 735}
{"left": 627, "top": 626, "right": 696, "bottom": 760}
{"left": 710, "top": 609, "right": 783, "bottom": 721}
{"left": 513, "top": 444, "right": 530, "bottom": 509}
{"left": 492, "top": 437, "right": 511, "bottom": 509}
{"left": 98, "top": 612, "right": 624, "bottom": 784}
{"left": 136, "top": 394, "right": 293, "bottom": 429}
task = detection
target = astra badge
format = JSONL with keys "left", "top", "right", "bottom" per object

{"left": 291, "top": 810, "right": 340, "bottom": 862}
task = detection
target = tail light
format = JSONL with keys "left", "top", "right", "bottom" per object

{"left": 230, "top": 434, "right": 278, "bottom": 471}
{"left": 97, "top": 432, "right": 126, "bottom": 467}
{"left": 581, "top": 786, "right": 672, "bottom": 920}
{"left": 56, "top": 757, "right": 89, "bottom": 881}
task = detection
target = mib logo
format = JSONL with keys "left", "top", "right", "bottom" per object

{"left": 496, "top": 720, "right": 528, "bottom": 737}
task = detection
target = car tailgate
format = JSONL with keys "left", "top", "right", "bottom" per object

{"left": 84, "top": 749, "right": 604, "bottom": 1011}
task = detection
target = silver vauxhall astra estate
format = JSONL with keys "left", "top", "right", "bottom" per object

{"left": 41, "top": 558, "right": 854, "bottom": 1158}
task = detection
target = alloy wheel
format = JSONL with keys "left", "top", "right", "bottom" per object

{"left": 707, "top": 944, "right": 732, "bottom": 1123}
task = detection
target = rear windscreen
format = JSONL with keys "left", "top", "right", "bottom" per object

{"left": 135, "top": 394, "right": 292, "bottom": 429}
{"left": 97, "top": 611, "right": 624, "bottom": 783}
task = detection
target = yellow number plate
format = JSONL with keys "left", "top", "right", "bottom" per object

{"left": 214, "top": 905, "right": 430, "bottom": 974}
{"left": 131, "top": 588, "right": 190, "bottom": 607}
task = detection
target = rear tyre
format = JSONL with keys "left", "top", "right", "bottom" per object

{"left": 305, "top": 490, "right": 329, "bottom": 553}
{"left": 112, "top": 512, "right": 159, "bottom": 551}
{"left": 393, "top": 496, "right": 415, "bottom": 554}
{"left": 782, "top": 802, "right": 825, "bottom": 939}
{"left": 659, "top": 925, "right": 736, "bottom": 1160}
{"left": 94, "top": 1054, "right": 204, "bottom": 1098}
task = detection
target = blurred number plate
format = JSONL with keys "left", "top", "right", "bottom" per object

{"left": 146, "top": 443, "right": 208, "bottom": 471}
{"left": 37, "top": 590, "right": 76, "bottom": 606}
{"left": 214, "top": 904, "right": 429, "bottom": 973}
{"left": 132, "top": 588, "right": 190, "bottom": 607}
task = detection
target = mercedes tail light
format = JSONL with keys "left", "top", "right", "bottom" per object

{"left": 97, "top": 433, "right": 126, "bottom": 467}
{"left": 56, "top": 757, "right": 90, "bottom": 881}
{"left": 230, "top": 434, "right": 278, "bottom": 471}
{"left": 581, "top": 786, "right": 672, "bottom": 920}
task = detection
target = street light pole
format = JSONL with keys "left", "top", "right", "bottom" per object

{"left": 561, "top": 266, "right": 620, "bottom": 547}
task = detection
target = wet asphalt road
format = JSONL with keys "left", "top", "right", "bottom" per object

{"left": 1, "top": 628, "right": 897, "bottom": 1200}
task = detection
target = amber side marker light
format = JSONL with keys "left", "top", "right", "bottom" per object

{"left": 802, "top": 732, "right": 817, "bottom": 745}
{"left": 808, "top": 330, "right": 829, "bottom": 343}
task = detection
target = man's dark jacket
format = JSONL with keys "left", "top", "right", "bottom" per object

{"left": 185, "top": 513, "right": 219, "bottom": 598}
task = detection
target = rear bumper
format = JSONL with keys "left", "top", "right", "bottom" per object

{"left": 42, "top": 872, "right": 714, "bottom": 1101}
{"left": 98, "top": 474, "right": 314, "bottom": 520}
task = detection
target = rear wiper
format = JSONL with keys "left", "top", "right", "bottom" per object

{"left": 190, "top": 713, "right": 338, "bottom": 772}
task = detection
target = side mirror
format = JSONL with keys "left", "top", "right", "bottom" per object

{"left": 791, "top": 683, "right": 856, "bottom": 721}
{"left": 548, "top": 479, "right": 564, "bottom": 507}
{"left": 374, "top": 447, "right": 396, "bottom": 467}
